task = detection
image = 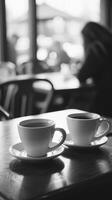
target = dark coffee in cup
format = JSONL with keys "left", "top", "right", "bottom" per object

{"left": 21, "top": 122, "right": 51, "bottom": 128}
{"left": 70, "top": 116, "right": 91, "bottom": 120}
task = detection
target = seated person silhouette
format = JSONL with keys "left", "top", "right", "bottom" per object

{"left": 77, "top": 21, "right": 112, "bottom": 117}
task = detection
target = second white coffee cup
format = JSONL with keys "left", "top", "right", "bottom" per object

{"left": 67, "top": 112, "right": 111, "bottom": 146}
{"left": 18, "top": 118, "right": 66, "bottom": 157}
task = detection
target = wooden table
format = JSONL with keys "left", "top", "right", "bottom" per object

{"left": 0, "top": 109, "right": 112, "bottom": 200}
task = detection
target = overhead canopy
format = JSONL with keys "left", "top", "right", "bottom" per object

{"left": 36, "top": 3, "right": 77, "bottom": 21}
{"left": 15, "top": 3, "right": 80, "bottom": 23}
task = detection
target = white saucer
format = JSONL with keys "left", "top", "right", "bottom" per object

{"left": 64, "top": 135, "right": 108, "bottom": 149}
{"left": 9, "top": 142, "right": 65, "bottom": 162}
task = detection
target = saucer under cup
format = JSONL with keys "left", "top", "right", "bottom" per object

{"left": 9, "top": 142, "right": 65, "bottom": 162}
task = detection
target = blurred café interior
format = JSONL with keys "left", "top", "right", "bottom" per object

{"left": 1, "top": 1, "right": 112, "bottom": 200}
{"left": 0, "top": 0, "right": 112, "bottom": 119}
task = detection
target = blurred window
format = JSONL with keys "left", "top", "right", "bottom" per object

{"left": 4, "top": 0, "right": 100, "bottom": 74}
{"left": 36, "top": 0, "right": 100, "bottom": 73}
{"left": 5, "top": 0, "right": 29, "bottom": 65}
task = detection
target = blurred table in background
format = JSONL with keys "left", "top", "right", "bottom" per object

{"left": 0, "top": 68, "right": 95, "bottom": 114}
{"left": 36, "top": 72, "right": 80, "bottom": 111}
{"left": 37, "top": 72, "right": 80, "bottom": 90}
{"left": 36, "top": 72, "right": 95, "bottom": 112}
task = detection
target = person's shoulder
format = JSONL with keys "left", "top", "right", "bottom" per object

{"left": 89, "top": 41, "right": 108, "bottom": 57}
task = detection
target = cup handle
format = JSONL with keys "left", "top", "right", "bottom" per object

{"left": 92, "top": 118, "right": 111, "bottom": 141}
{"left": 48, "top": 128, "right": 66, "bottom": 151}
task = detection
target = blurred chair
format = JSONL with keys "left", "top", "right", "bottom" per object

{"left": 0, "top": 75, "right": 54, "bottom": 118}
{"left": 0, "top": 105, "right": 10, "bottom": 120}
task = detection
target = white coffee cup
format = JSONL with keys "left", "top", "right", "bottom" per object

{"left": 18, "top": 118, "right": 66, "bottom": 157}
{"left": 67, "top": 112, "right": 111, "bottom": 146}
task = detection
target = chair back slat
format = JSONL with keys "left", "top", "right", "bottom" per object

{"left": 0, "top": 75, "right": 54, "bottom": 118}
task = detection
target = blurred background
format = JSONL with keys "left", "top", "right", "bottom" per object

{"left": 4, "top": 0, "right": 100, "bottom": 74}
{"left": 1, "top": 0, "right": 112, "bottom": 118}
